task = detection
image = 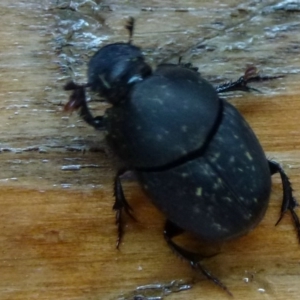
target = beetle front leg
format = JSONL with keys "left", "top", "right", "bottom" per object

{"left": 113, "top": 168, "right": 136, "bottom": 248}
{"left": 164, "top": 220, "right": 232, "bottom": 296}
{"left": 215, "top": 66, "right": 283, "bottom": 94}
{"left": 64, "top": 81, "right": 105, "bottom": 130}
{"left": 268, "top": 160, "right": 300, "bottom": 241}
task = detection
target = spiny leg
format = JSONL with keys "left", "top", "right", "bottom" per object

{"left": 164, "top": 220, "right": 232, "bottom": 296}
{"left": 215, "top": 65, "right": 283, "bottom": 94}
{"left": 113, "top": 168, "right": 136, "bottom": 248}
{"left": 268, "top": 160, "right": 300, "bottom": 241}
{"left": 64, "top": 81, "right": 104, "bottom": 130}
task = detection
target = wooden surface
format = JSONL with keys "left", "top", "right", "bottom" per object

{"left": 1, "top": 0, "right": 300, "bottom": 299}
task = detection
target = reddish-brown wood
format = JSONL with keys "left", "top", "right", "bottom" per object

{"left": 0, "top": 1, "right": 300, "bottom": 299}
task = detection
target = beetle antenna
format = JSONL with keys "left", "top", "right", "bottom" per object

{"left": 125, "top": 17, "right": 135, "bottom": 44}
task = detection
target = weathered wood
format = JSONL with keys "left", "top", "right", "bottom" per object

{"left": 0, "top": 0, "right": 300, "bottom": 299}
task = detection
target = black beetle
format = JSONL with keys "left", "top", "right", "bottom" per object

{"left": 64, "top": 18, "right": 300, "bottom": 294}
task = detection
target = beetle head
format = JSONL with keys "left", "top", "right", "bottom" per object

{"left": 87, "top": 18, "right": 152, "bottom": 104}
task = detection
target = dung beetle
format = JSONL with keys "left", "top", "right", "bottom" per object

{"left": 64, "top": 18, "right": 300, "bottom": 294}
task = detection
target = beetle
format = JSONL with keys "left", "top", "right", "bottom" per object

{"left": 64, "top": 18, "right": 300, "bottom": 293}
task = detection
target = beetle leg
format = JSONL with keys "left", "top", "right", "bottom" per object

{"left": 113, "top": 168, "right": 136, "bottom": 248}
{"left": 164, "top": 220, "right": 232, "bottom": 296}
{"left": 215, "top": 66, "right": 283, "bottom": 94}
{"left": 64, "top": 81, "right": 105, "bottom": 130}
{"left": 268, "top": 160, "right": 300, "bottom": 241}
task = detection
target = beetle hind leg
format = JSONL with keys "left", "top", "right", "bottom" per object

{"left": 113, "top": 168, "right": 136, "bottom": 248}
{"left": 268, "top": 160, "right": 300, "bottom": 241}
{"left": 164, "top": 220, "right": 232, "bottom": 296}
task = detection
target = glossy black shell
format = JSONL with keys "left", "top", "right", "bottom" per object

{"left": 105, "top": 65, "right": 220, "bottom": 168}
{"left": 105, "top": 65, "right": 271, "bottom": 242}
{"left": 137, "top": 100, "right": 271, "bottom": 241}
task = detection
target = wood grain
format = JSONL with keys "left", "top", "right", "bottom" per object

{"left": 1, "top": 0, "right": 300, "bottom": 299}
